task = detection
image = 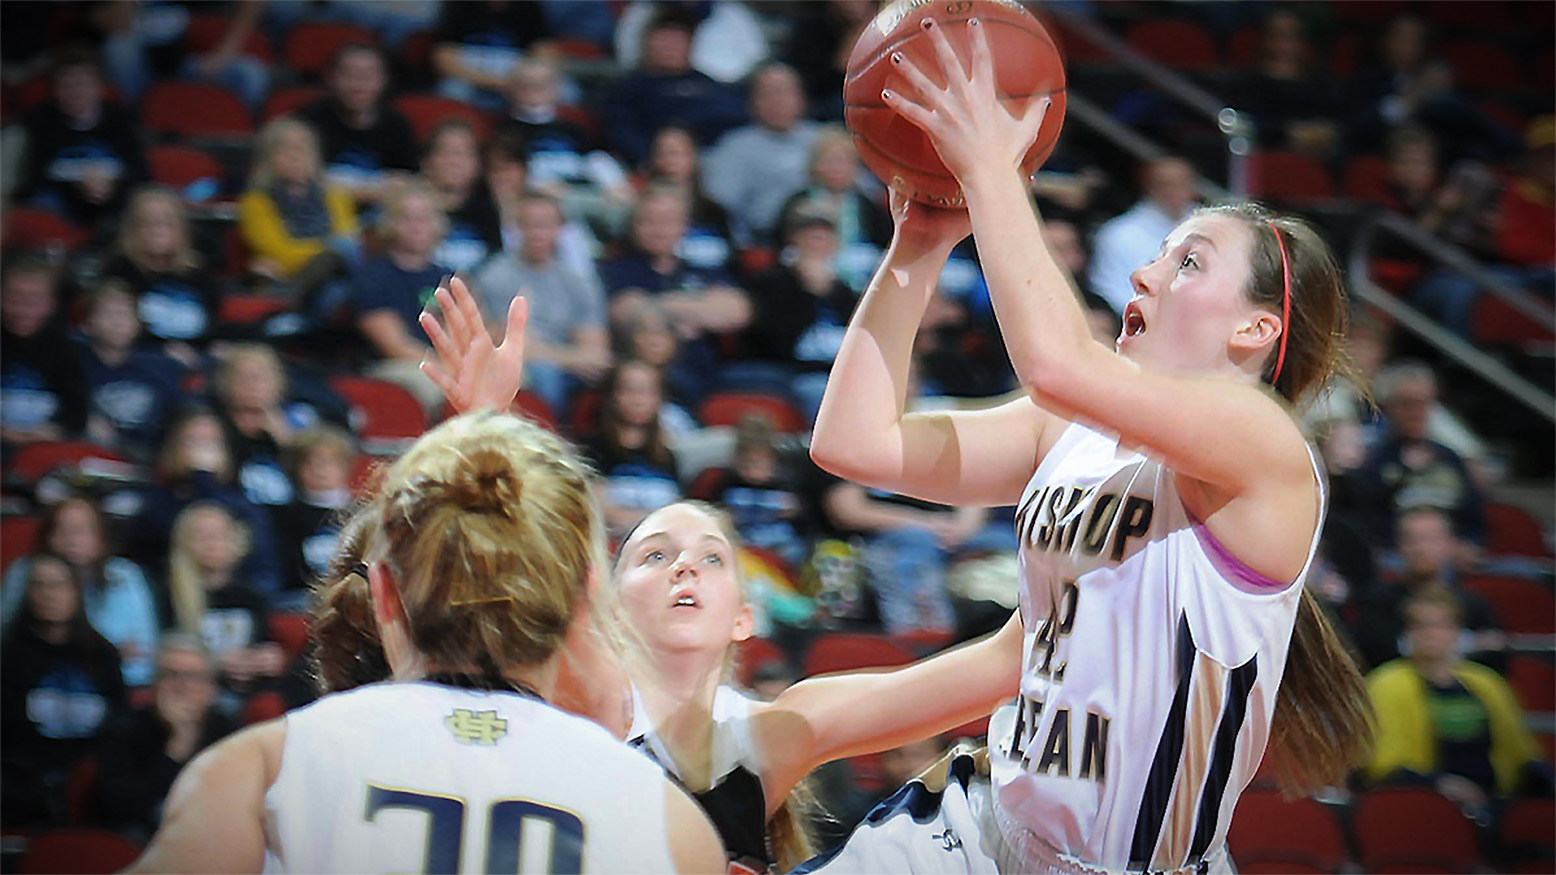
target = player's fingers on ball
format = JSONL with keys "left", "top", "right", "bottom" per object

{"left": 882, "top": 88, "right": 937, "bottom": 132}
{"left": 922, "top": 17, "right": 968, "bottom": 87}
{"left": 1021, "top": 96, "right": 1053, "bottom": 140}
{"left": 968, "top": 18, "right": 995, "bottom": 86}
{"left": 890, "top": 52, "right": 942, "bottom": 103}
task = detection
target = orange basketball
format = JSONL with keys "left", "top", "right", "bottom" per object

{"left": 844, "top": 0, "right": 1067, "bottom": 207}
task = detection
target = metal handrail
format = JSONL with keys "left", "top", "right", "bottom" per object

{"left": 1349, "top": 219, "right": 1556, "bottom": 424}
{"left": 1371, "top": 212, "right": 1556, "bottom": 329}
{"left": 1065, "top": 94, "right": 1231, "bottom": 202}
{"left": 1043, "top": 5, "right": 1255, "bottom": 195}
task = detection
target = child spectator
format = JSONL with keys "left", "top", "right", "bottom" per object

{"left": 165, "top": 502, "right": 285, "bottom": 694}
{"left": 297, "top": 42, "right": 420, "bottom": 208}
{"left": 618, "top": 299, "right": 706, "bottom": 414}
{"left": 0, "top": 554, "right": 125, "bottom": 826}
{"left": 1, "top": 253, "right": 87, "bottom": 446}
{"left": 239, "top": 118, "right": 361, "bottom": 312}
{"left": 353, "top": 179, "right": 453, "bottom": 416}
{"left": 273, "top": 426, "right": 355, "bottom": 609}
{"left": 471, "top": 190, "right": 610, "bottom": 416}
{"left": 101, "top": 185, "right": 220, "bottom": 355}
{"left": 696, "top": 414, "right": 809, "bottom": 567}
{"left": 17, "top": 45, "right": 147, "bottom": 227}
{"left": 1, "top": 496, "right": 160, "bottom": 687}
{"left": 642, "top": 125, "right": 735, "bottom": 272}
{"left": 778, "top": 126, "right": 892, "bottom": 289}
{"left": 1366, "top": 589, "right": 1547, "bottom": 814}
{"left": 212, "top": 344, "right": 297, "bottom": 510}
{"left": 77, "top": 279, "right": 189, "bottom": 460}
{"left": 422, "top": 120, "right": 503, "bottom": 275}
{"left": 584, "top": 360, "right": 683, "bottom": 538}
{"left": 485, "top": 132, "right": 600, "bottom": 281}
{"left": 702, "top": 63, "right": 818, "bottom": 246}
{"left": 93, "top": 634, "right": 239, "bottom": 840}
{"left": 433, "top": 0, "right": 556, "bottom": 111}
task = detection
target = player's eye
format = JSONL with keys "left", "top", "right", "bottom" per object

{"left": 703, "top": 552, "right": 723, "bottom": 566}
{"left": 644, "top": 550, "right": 667, "bottom": 564}
{"left": 1179, "top": 252, "right": 1199, "bottom": 271}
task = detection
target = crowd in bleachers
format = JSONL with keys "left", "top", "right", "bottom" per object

{"left": 0, "top": 1, "right": 1552, "bottom": 871}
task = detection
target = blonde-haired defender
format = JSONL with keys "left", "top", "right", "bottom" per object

{"left": 127, "top": 411, "right": 725, "bottom": 874}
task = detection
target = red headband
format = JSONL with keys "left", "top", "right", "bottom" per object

{"left": 1266, "top": 219, "right": 1291, "bottom": 384}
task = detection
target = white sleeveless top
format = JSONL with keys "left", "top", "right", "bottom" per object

{"left": 262, "top": 682, "right": 679, "bottom": 874}
{"left": 989, "top": 423, "right": 1324, "bottom": 872}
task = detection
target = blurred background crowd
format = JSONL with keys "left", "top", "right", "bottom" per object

{"left": 0, "top": 1, "right": 1551, "bottom": 872}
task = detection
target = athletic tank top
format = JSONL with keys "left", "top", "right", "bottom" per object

{"left": 629, "top": 684, "right": 771, "bottom": 872}
{"left": 989, "top": 423, "right": 1325, "bottom": 872}
{"left": 263, "top": 681, "right": 679, "bottom": 874}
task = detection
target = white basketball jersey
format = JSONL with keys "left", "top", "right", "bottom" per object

{"left": 990, "top": 423, "right": 1324, "bottom": 872}
{"left": 263, "top": 681, "right": 679, "bottom": 874}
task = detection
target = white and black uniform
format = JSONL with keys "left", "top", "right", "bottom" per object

{"left": 628, "top": 684, "right": 772, "bottom": 873}
{"left": 263, "top": 680, "right": 679, "bottom": 874}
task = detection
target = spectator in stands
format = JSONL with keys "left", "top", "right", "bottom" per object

{"left": 298, "top": 42, "right": 420, "bottom": 209}
{"left": 0, "top": 554, "right": 125, "bottom": 826}
{"left": 778, "top": 126, "right": 892, "bottom": 290}
{"left": 77, "top": 279, "right": 189, "bottom": 462}
{"left": 485, "top": 132, "right": 600, "bottom": 281}
{"left": 273, "top": 426, "right": 354, "bottom": 610}
{"left": 239, "top": 118, "right": 361, "bottom": 316}
{"left": 1040, "top": 214, "right": 1118, "bottom": 343}
{"left": 1, "top": 497, "right": 160, "bottom": 687}
{"left": 165, "top": 501, "right": 286, "bottom": 694}
{"left": 600, "top": 185, "right": 751, "bottom": 345}
{"left": 1492, "top": 116, "right": 1556, "bottom": 272}
{"left": 16, "top": 44, "right": 147, "bottom": 228}
{"left": 1381, "top": 126, "right": 1494, "bottom": 249}
{"left": 433, "top": 0, "right": 557, "bottom": 111}
{"left": 93, "top": 633, "right": 239, "bottom": 840}
{"left": 102, "top": 186, "right": 218, "bottom": 356}
{"left": 614, "top": 0, "right": 769, "bottom": 85}
{"left": 601, "top": 9, "right": 745, "bottom": 164}
{"left": 584, "top": 360, "right": 683, "bottom": 538}
{"left": 703, "top": 63, "right": 819, "bottom": 246}
{"left": 498, "top": 57, "right": 632, "bottom": 224}
{"left": 1229, "top": 8, "right": 1340, "bottom": 161}
{"left": 617, "top": 299, "right": 705, "bottom": 417}
{"left": 1314, "top": 416, "right": 1378, "bottom": 599}
{"left": 743, "top": 204, "right": 856, "bottom": 423}
{"left": 696, "top": 414, "right": 809, "bottom": 567}
{"left": 421, "top": 119, "right": 503, "bottom": 275}
{"left": 1087, "top": 156, "right": 1197, "bottom": 313}
{"left": 1, "top": 253, "right": 88, "bottom": 446}
{"left": 1365, "top": 589, "right": 1547, "bottom": 810}
{"left": 1355, "top": 361, "right": 1488, "bottom": 549}
{"left": 353, "top": 179, "right": 453, "bottom": 416}
{"left": 784, "top": 0, "right": 875, "bottom": 121}
{"left": 642, "top": 124, "right": 735, "bottom": 272}
{"left": 212, "top": 345, "right": 297, "bottom": 511}
{"left": 1354, "top": 506, "right": 1505, "bottom": 673}
{"left": 471, "top": 190, "right": 610, "bottom": 416}
{"left": 89, "top": 0, "right": 269, "bottom": 109}
{"left": 136, "top": 407, "right": 281, "bottom": 598}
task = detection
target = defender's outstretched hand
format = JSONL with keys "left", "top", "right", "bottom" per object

{"left": 882, "top": 16, "right": 1052, "bottom": 183}
{"left": 419, "top": 277, "right": 529, "bottom": 415}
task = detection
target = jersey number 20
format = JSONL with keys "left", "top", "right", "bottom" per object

{"left": 366, "top": 785, "right": 585, "bottom": 874}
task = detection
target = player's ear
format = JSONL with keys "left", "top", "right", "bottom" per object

{"left": 730, "top": 604, "right": 755, "bottom": 644}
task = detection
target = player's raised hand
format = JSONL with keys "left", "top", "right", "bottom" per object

{"left": 419, "top": 277, "right": 529, "bottom": 414}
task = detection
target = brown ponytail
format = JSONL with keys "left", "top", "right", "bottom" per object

{"left": 310, "top": 502, "right": 390, "bottom": 694}
{"left": 1267, "top": 589, "right": 1375, "bottom": 795}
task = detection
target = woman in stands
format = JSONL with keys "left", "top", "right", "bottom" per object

{"left": 807, "top": 20, "right": 1373, "bottom": 871}
{"left": 128, "top": 410, "right": 726, "bottom": 874}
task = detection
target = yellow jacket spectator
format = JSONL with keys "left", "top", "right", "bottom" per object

{"left": 239, "top": 118, "right": 359, "bottom": 277}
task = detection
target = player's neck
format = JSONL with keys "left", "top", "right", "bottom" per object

{"left": 409, "top": 658, "right": 560, "bottom": 700}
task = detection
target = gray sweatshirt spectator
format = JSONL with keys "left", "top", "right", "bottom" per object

{"left": 701, "top": 64, "right": 818, "bottom": 246}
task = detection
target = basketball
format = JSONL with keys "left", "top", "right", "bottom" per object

{"left": 843, "top": 0, "right": 1067, "bottom": 207}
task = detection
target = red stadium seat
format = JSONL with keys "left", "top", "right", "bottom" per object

{"left": 2, "top": 207, "right": 91, "bottom": 253}
{"left": 143, "top": 81, "right": 252, "bottom": 139}
{"left": 1502, "top": 798, "right": 1556, "bottom": 858}
{"left": 1329, "top": 32, "right": 1362, "bottom": 77}
{"left": 63, "top": 757, "right": 98, "bottom": 827}
{"left": 1507, "top": 656, "right": 1555, "bottom": 714}
{"left": 146, "top": 144, "right": 224, "bottom": 193}
{"left": 1343, "top": 155, "right": 1393, "bottom": 206}
{"left": 1234, "top": 856, "right": 1331, "bottom": 875}
{"left": 1425, "top": 2, "right": 1513, "bottom": 31}
{"left": 329, "top": 376, "right": 429, "bottom": 454}
{"left": 1125, "top": 20, "right": 1220, "bottom": 72}
{"left": 269, "top": 613, "right": 310, "bottom": 663}
{"left": 1248, "top": 151, "right": 1335, "bottom": 204}
{"left": 697, "top": 392, "right": 806, "bottom": 433}
{"left": 1, "top": 516, "right": 42, "bottom": 573}
{"left": 16, "top": 830, "right": 142, "bottom": 874}
{"left": 349, "top": 454, "right": 384, "bottom": 498}
{"left": 262, "top": 85, "right": 325, "bottom": 121}
{"left": 1369, "top": 862, "right": 1462, "bottom": 875}
{"left": 436, "top": 391, "right": 557, "bottom": 431}
{"left": 735, "top": 636, "right": 788, "bottom": 689}
{"left": 244, "top": 691, "right": 286, "bottom": 725}
{"left": 803, "top": 634, "right": 915, "bottom": 677}
{"left": 184, "top": 13, "right": 273, "bottom": 62}
{"left": 1484, "top": 503, "right": 1554, "bottom": 559}
{"left": 893, "top": 628, "right": 953, "bottom": 654}
{"left": 1472, "top": 294, "right": 1556, "bottom": 348}
{"left": 393, "top": 93, "right": 494, "bottom": 146}
{"left": 1228, "top": 789, "right": 1350, "bottom": 871}
{"left": 1441, "top": 42, "right": 1522, "bottom": 92}
{"left": 217, "top": 294, "right": 289, "bottom": 327}
{"left": 1330, "top": 1, "right": 1411, "bottom": 25}
{"left": 6, "top": 441, "right": 127, "bottom": 484}
{"left": 1463, "top": 575, "right": 1556, "bottom": 635}
{"left": 1353, "top": 787, "right": 1480, "bottom": 871}
{"left": 1228, "top": 26, "right": 1259, "bottom": 69}
{"left": 284, "top": 23, "right": 376, "bottom": 77}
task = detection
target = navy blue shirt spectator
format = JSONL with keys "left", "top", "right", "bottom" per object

{"left": 584, "top": 361, "right": 683, "bottom": 539}
{"left": 102, "top": 186, "right": 221, "bottom": 349}
{"left": 353, "top": 258, "right": 449, "bottom": 354}
{"left": 297, "top": 43, "right": 419, "bottom": 207}
{"left": 77, "top": 280, "right": 188, "bottom": 460}
{"left": 434, "top": 0, "right": 554, "bottom": 111}
{"left": 423, "top": 122, "right": 504, "bottom": 275}
{"left": 601, "top": 12, "right": 745, "bottom": 164}
{"left": 1, "top": 256, "right": 88, "bottom": 446}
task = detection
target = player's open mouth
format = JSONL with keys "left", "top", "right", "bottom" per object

{"left": 670, "top": 589, "right": 700, "bottom": 609}
{"left": 1122, "top": 302, "right": 1148, "bottom": 338}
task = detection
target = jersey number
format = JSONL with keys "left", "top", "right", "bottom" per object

{"left": 365, "top": 786, "right": 585, "bottom": 874}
